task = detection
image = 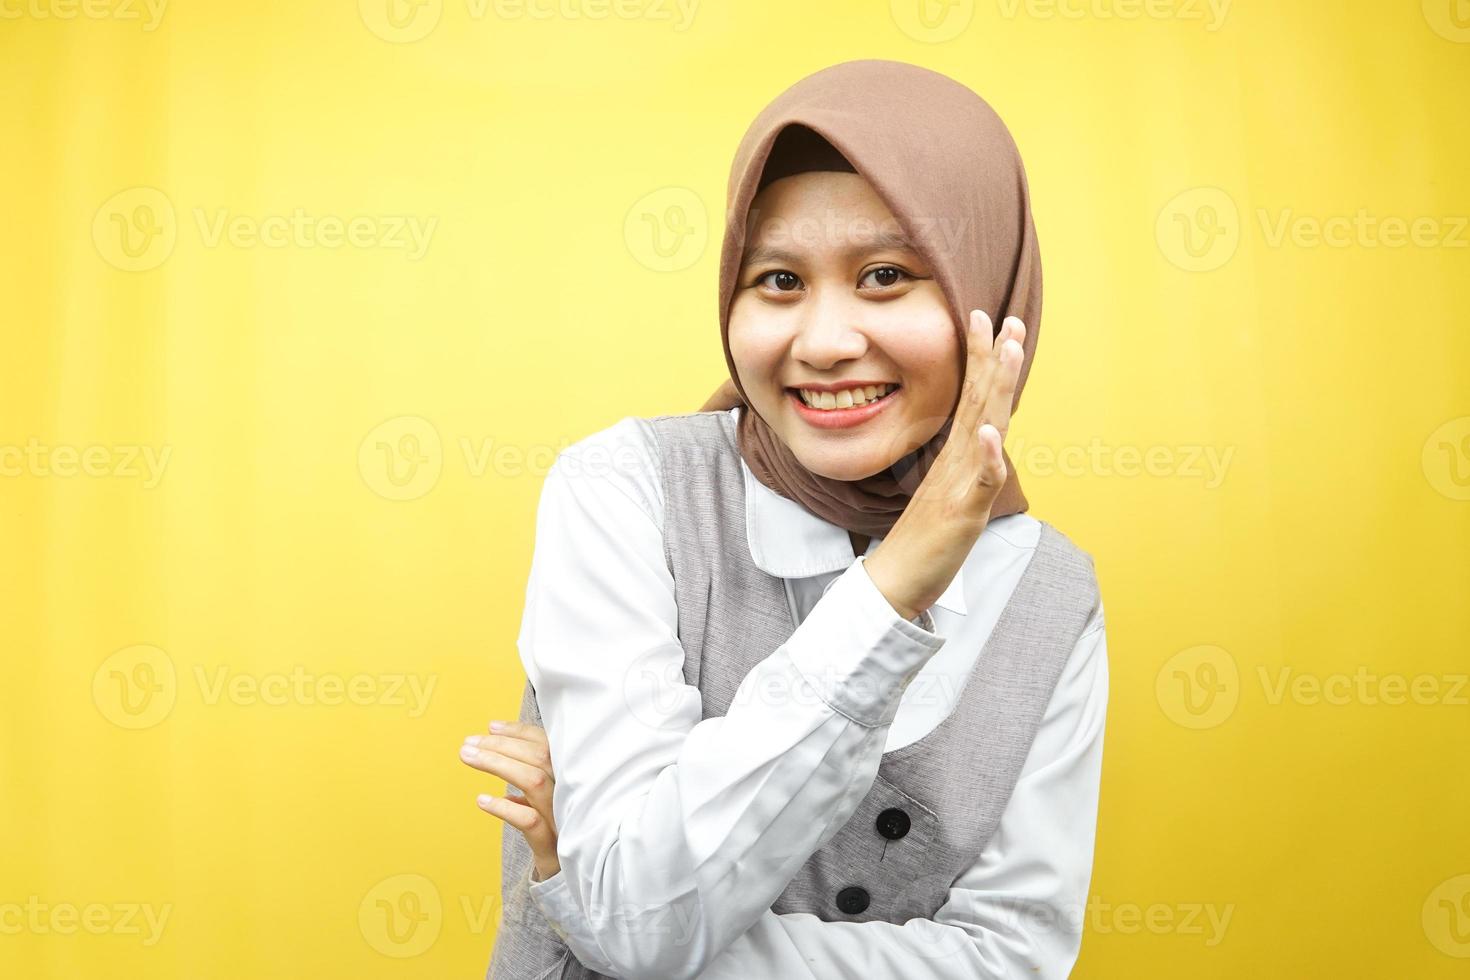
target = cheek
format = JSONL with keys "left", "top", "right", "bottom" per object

{"left": 872, "top": 307, "right": 960, "bottom": 395}
{"left": 727, "top": 300, "right": 784, "bottom": 381}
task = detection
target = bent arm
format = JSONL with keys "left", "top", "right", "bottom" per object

{"left": 521, "top": 427, "right": 947, "bottom": 980}
{"left": 532, "top": 597, "right": 1108, "bottom": 979}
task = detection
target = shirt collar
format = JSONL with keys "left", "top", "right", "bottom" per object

{"left": 737, "top": 429, "right": 968, "bottom": 616}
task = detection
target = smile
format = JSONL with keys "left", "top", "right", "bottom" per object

{"left": 786, "top": 384, "right": 901, "bottom": 430}
{"left": 792, "top": 383, "right": 898, "bottom": 410}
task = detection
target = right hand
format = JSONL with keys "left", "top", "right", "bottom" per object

{"left": 459, "top": 721, "right": 562, "bottom": 882}
{"left": 864, "top": 309, "right": 1026, "bottom": 621}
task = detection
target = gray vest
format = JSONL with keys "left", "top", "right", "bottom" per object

{"left": 488, "top": 410, "right": 1099, "bottom": 979}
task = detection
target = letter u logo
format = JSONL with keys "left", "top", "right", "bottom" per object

{"left": 916, "top": 0, "right": 962, "bottom": 30}
{"left": 378, "top": 434, "right": 429, "bottom": 488}
{"left": 640, "top": 204, "right": 696, "bottom": 259}
{"left": 111, "top": 205, "right": 164, "bottom": 258}
{"left": 1173, "top": 660, "right": 1225, "bottom": 716}
{"left": 377, "top": 891, "right": 429, "bottom": 945}
{"left": 1173, "top": 205, "right": 1227, "bottom": 259}
{"left": 110, "top": 662, "right": 164, "bottom": 716}
{"left": 1439, "top": 434, "right": 1470, "bottom": 487}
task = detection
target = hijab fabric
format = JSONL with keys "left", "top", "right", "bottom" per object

{"left": 715, "top": 59, "right": 1042, "bottom": 538}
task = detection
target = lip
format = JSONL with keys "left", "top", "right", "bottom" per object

{"left": 787, "top": 385, "right": 901, "bottom": 430}
{"left": 787, "top": 380, "right": 895, "bottom": 393}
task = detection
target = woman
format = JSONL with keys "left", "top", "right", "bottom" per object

{"left": 461, "top": 59, "right": 1108, "bottom": 979}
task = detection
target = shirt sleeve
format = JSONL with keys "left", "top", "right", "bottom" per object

{"left": 516, "top": 419, "right": 949, "bottom": 980}
{"left": 529, "top": 597, "right": 1109, "bottom": 979}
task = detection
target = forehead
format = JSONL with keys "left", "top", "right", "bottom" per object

{"left": 742, "top": 171, "right": 915, "bottom": 260}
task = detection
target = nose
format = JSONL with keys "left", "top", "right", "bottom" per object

{"left": 788, "top": 291, "right": 869, "bottom": 370}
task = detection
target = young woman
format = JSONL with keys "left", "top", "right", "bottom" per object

{"left": 460, "top": 59, "right": 1108, "bottom": 979}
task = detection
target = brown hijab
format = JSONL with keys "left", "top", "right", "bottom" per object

{"left": 712, "top": 59, "right": 1042, "bottom": 538}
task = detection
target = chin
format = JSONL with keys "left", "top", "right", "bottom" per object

{"left": 786, "top": 440, "right": 894, "bottom": 482}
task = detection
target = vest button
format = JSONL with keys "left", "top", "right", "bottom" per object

{"left": 875, "top": 807, "right": 911, "bottom": 840}
{"left": 835, "top": 886, "right": 870, "bottom": 915}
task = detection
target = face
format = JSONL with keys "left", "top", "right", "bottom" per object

{"left": 727, "top": 170, "right": 961, "bottom": 481}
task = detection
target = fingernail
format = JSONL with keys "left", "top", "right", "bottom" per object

{"left": 460, "top": 745, "right": 478, "bottom": 761}
{"left": 489, "top": 720, "right": 507, "bottom": 731}
{"left": 463, "top": 735, "right": 480, "bottom": 746}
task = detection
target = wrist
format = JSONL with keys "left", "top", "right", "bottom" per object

{"left": 862, "top": 551, "right": 926, "bottom": 622}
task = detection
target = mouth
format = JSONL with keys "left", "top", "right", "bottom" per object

{"left": 785, "top": 383, "right": 902, "bottom": 430}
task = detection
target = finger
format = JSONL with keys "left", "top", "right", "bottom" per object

{"left": 458, "top": 742, "right": 550, "bottom": 793}
{"left": 989, "top": 315, "right": 1012, "bottom": 360}
{"left": 972, "top": 307, "right": 997, "bottom": 357}
{"left": 464, "top": 732, "right": 552, "bottom": 772}
{"left": 953, "top": 309, "right": 998, "bottom": 437}
{"left": 999, "top": 316, "right": 1026, "bottom": 357}
{"left": 459, "top": 744, "right": 553, "bottom": 806}
{"left": 975, "top": 423, "right": 1008, "bottom": 493}
{"left": 477, "top": 793, "right": 557, "bottom": 850}
{"left": 979, "top": 317, "right": 1025, "bottom": 430}
{"left": 482, "top": 720, "right": 547, "bottom": 744}
{"left": 979, "top": 332, "right": 1024, "bottom": 443}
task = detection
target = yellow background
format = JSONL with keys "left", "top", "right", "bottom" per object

{"left": 3, "top": 1, "right": 1468, "bottom": 977}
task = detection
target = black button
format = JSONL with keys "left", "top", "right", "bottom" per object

{"left": 835, "top": 886, "right": 870, "bottom": 915}
{"left": 875, "top": 807, "right": 911, "bottom": 840}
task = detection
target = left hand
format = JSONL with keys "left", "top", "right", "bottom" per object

{"left": 459, "top": 721, "right": 561, "bottom": 881}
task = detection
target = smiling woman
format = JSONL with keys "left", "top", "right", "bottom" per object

{"left": 729, "top": 163, "right": 958, "bottom": 462}
{"left": 473, "top": 59, "right": 1107, "bottom": 980}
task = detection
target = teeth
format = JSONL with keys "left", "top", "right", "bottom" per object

{"left": 797, "top": 383, "right": 896, "bottom": 410}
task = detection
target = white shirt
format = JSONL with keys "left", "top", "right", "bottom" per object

{"left": 511, "top": 407, "right": 1108, "bottom": 979}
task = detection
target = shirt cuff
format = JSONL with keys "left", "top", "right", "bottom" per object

{"left": 784, "top": 555, "right": 947, "bottom": 729}
{"left": 909, "top": 606, "right": 937, "bottom": 633}
{"left": 528, "top": 867, "right": 615, "bottom": 973}
{"left": 527, "top": 867, "right": 577, "bottom": 945}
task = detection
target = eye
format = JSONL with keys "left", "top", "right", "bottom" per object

{"left": 755, "top": 270, "right": 803, "bottom": 292}
{"left": 859, "top": 265, "right": 911, "bottom": 289}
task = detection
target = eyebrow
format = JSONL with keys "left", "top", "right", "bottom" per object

{"left": 740, "top": 227, "right": 919, "bottom": 268}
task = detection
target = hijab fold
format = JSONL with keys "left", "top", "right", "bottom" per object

{"left": 713, "top": 59, "right": 1043, "bottom": 538}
